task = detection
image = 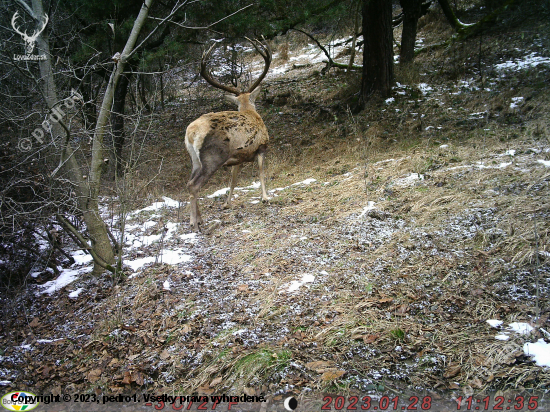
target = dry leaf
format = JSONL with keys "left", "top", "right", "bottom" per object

{"left": 305, "top": 360, "right": 335, "bottom": 373}
{"left": 363, "top": 334, "right": 380, "bottom": 344}
{"left": 210, "top": 377, "right": 223, "bottom": 387}
{"left": 396, "top": 304, "right": 409, "bottom": 315}
{"left": 29, "top": 318, "right": 40, "bottom": 327}
{"left": 237, "top": 284, "right": 249, "bottom": 292}
{"left": 443, "top": 365, "right": 462, "bottom": 379}
{"left": 198, "top": 384, "right": 214, "bottom": 395}
{"left": 378, "top": 297, "right": 393, "bottom": 304}
{"left": 470, "top": 378, "right": 482, "bottom": 389}
{"left": 160, "top": 350, "right": 170, "bottom": 360}
{"left": 121, "top": 371, "right": 132, "bottom": 385}
{"left": 181, "top": 324, "right": 192, "bottom": 333}
{"left": 243, "top": 387, "right": 255, "bottom": 396}
{"left": 131, "top": 371, "right": 144, "bottom": 386}
{"left": 87, "top": 368, "right": 102, "bottom": 383}
{"left": 321, "top": 369, "right": 346, "bottom": 381}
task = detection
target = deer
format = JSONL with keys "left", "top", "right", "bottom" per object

{"left": 185, "top": 38, "right": 272, "bottom": 232}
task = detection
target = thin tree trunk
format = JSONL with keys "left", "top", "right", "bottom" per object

{"left": 400, "top": 0, "right": 422, "bottom": 64}
{"left": 347, "top": 11, "right": 359, "bottom": 71}
{"left": 357, "top": 0, "right": 394, "bottom": 110}
{"left": 87, "top": 0, "right": 154, "bottom": 273}
{"left": 113, "top": 73, "right": 131, "bottom": 177}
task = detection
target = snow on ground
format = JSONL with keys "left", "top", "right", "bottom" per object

{"left": 37, "top": 267, "right": 92, "bottom": 295}
{"left": 495, "top": 52, "right": 550, "bottom": 72}
{"left": 524, "top": 340, "right": 550, "bottom": 367}
{"left": 33, "top": 176, "right": 323, "bottom": 297}
{"left": 280, "top": 273, "right": 316, "bottom": 293}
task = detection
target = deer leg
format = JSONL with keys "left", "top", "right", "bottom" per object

{"left": 257, "top": 152, "right": 269, "bottom": 202}
{"left": 223, "top": 165, "right": 241, "bottom": 209}
{"left": 187, "top": 184, "right": 202, "bottom": 232}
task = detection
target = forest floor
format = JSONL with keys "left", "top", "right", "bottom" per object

{"left": 1, "top": 3, "right": 550, "bottom": 411}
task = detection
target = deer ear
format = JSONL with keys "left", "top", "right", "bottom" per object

{"left": 225, "top": 94, "right": 239, "bottom": 107}
{"left": 249, "top": 86, "right": 261, "bottom": 103}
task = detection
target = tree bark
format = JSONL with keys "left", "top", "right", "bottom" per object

{"left": 112, "top": 73, "right": 131, "bottom": 177}
{"left": 399, "top": 0, "right": 422, "bottom": 64}
{"left": 357, "top": 0, "right": 394, "bottom": 110}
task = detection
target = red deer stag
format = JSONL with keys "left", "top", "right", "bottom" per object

{"left": 185, "top": 38, "right": 272, "bottom": 232}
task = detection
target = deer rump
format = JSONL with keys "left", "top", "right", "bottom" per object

{"left": 185, "top": 110, "right": 268, "bottom": 178}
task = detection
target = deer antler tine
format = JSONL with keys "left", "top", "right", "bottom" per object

{"left": 200, "top": 41, "right": 241, "bottom": 96}
{"left": 246, "top": 37, "right": 272, "bottom": 94}
{"left": 11, "top": 12, "right": 25, "bottom": 37}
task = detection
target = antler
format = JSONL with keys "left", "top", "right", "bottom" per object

{"left": 11, "top": 12, "right": 27, "bottom": 38}
{"left": 31, "top": 13, "right": 49, "bottom": 40}
{"left": 244, "top": 37, "right": 272, "bottom": 93}
{"left": 200, "top": 42, "right": 241, "bottom": 96}
{"left": 200, "top": 37, "right": 272, "bottom": 96}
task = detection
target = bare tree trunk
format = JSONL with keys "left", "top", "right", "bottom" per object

{"left": 347, "top": 10, "right": 360, "bottom": 72}
{"left": 86, "top": 0, "right": 154, "bottom": 274}
{"left": 400, "top": 0, "right": 422, "bottom": 64}
{"left": 357, "top": 0, "right": 394, "bottom": 109}
{"left": 113, "top": 73, "right": 131, "bottom": 177}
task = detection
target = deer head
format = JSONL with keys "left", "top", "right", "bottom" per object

{"left": 11, "top": 11, "right": 49, "bottom": 55}
{"left": 200, "top": 37, "right": 272, "bottom": 112}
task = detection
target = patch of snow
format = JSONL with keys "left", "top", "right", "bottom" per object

{"left": 68, "top": 288, "right": 83, "bottom": 299}
{"left": 537, "top": 159, "right": 550, "bottom": 167}
{"left": 487, "top": 319, "right": 503, "bottom": 328}
{"left": 385, "top": 97, "right": 395, "bottom": 104}
{"left": 359, "top": 201, "right": 377, "bottom": 218}
{"left": 158, "top": 249, "right": 193, "bottom": 265}
{"left": 163, "top": 280, "right": 171, "bottom": 291}
{"left": 523, "top": 339, "right": 550, "bottom": 367}
{"left": 139, "top": 197, "right": 179, "bottom": 213}
{"left": 508, "top": 322, "right": 534, "bottom": 335}
{"left": 418, "top": 83, "right": 433, "bottom": 95}
{"left": 281, "top": 274, "right": 315, "bottom": 293}
{"left": 126, "top": 256, "right": 156, "bottom": 271}
{"left": 393, "top": 173, "right": 424, "bottom": 187}
{"left": 38, "top": 267, "right": 92, "bottom": 295}
{"left": 496, "top": 52, "right": 550, "bottom": 72}
{"left": 208, "top": 187, "right": 230, "bottom": 198}
{"left": 510, "top": 97, "right": 524, "bottom": 109}
{"left": 292, "top": 178, "right": 317, "bottom": 186}
{"left": 440, "top": 144, "right": 449, "bottom": 149}
{"left": 495, "top": 334, "right": 510, "bottom": 341}
{"left": 500, "top": 149, "right": 516, "bottom": 157}
{"left": 71, "top": 250, "right": 93, "bottom": 266}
